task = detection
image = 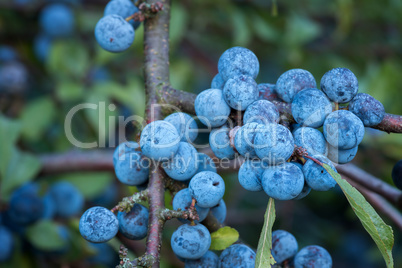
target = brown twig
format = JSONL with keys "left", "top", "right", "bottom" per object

{"left": 336, "top": 164, "right": 402, "bottom": 209}
{"left": 141, "top": 1, "right": 172, "bottom": 267}
{"left": 342, "top": 176, "right": 402, "bottom": 230}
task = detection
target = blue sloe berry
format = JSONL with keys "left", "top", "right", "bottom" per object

{"left": 323, "top": 110, "right": 365, "bottom": 150}
{"left": 243, "top": 100, "right": 280, "bottom": 125}
{"left": 223, "top": 75, "right": 258, "bottom": 111}
{"left": 164, "top": 112, "right": 198, "bottom": 142}
{"left": 234, "top": 123, "right": 264, "bottom": 159}
{"left": 171, "top": 223, "right": 211, "bottom": 260}
{"left": 211, "top": 73, "right": 225, "bottom": 90}
{"left": 294, "top": 245, "right": 332, "bottom": 268}
{"left": 218, "top": 46, "right": 259, "bottom": 81}
{"left": 49, "top": 181, "right": 84, "bottom": 218}
{"left": 209, "top": 125, "right": 236, "bottom": 159}
{"left": 195, "top": 88, "right": 231, "bottom": 127}
{"left": 79, "top": 206, "right": 119, "bottom": 243}
{"left": 163, "top": 142, "right": 198, "bottom": 181}
{"left": 117, "top": 204, "right": 149, "bottom": 240}
{"left": 219, "top": 244, "right": 256, "bottom": 268}
{"left": 320, "top": 67, "right": 358, "bottom": 103}
{"left": 39, "top": 4, "right": 74, "bottom": 38}
{"left": 95, "top": 15, "right": 134, "bottom": 53}
{"left": 303, "top": 155, "right": 337, "bottom": 191}
{"left": 238, "top": 159, "right": 265, "bottom": 191}
{"left": 104, "top": 0, "right": 141, "bottom": 29}
{"left": 293, "top": 127, "right": 327, "bottom": 156}
{"left": 258, "top": 83, "right": 279, "bottom": 101}
{"left": 272, "top": 230, "right": 298, "bottom": 264}
{"left": 327, "top": 144, "right": 358, "bottom": 164}
{"left": 210, "top": 199, "right": 227, "bottom": 223}
{"left": 349, "top": 93, "right": 385, "bottom": 126}
{"left": 291, "top": 88, "right": 332, "bottom": 128}
{"left": 189, "top": 171, "right": 225, "bottom": 208}
{"left": 184, "top": 250, "right": 219, "bottom": 268}
{"left": 196, "top": 153, "right": 217, "bottom": 173}
{"left": 113, "top": 141, "right": 149, "bottom": 185}
{"left": 173, "top": 188, "right": 209, "bottom": 224}
{"left": 254, "top": 123, "right": 295, "bottom": 165}
{"left": 140, "top": 120, "right": 180, "bottom": 161}
{"left": 275, "top": 69, "right": 316, "bottom": 103}
{"left": 261, "top": 162, "right": 304, "bottom": 200}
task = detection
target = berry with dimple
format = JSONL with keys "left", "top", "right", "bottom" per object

{"left": 209, "top": 125, "right": 236, "bottom": 159}
{"left": 49, "top": 181, "right": 84, "bottom": 218}
{"left": 189, "top": 171, "right": 225, "bottom": 208}
{"left": 258, "top": 83, "right": 279, "bottom": 101}
{"left": 210, "top": 199, "right": 227, "bottom": 223}
{"left": 275, "top": 69, "right": 317, "bottom": 103}
{"left": 117, "top": 204, "right": 149, "bottom": 240}
{"left": 262, "top": 162, "right": 305, "bottom": 200}
{"left": 234, "top": 123, "right": 264, "bottom": 159}
{"left": 163, "top": 142, "right": 198, "bottom": 181}
{"left": 219, "top": 244, "right": 256, "bottom": 268}
{"left": 140, "top": 120, "right": 180, "bottom": 161}
{"left": 349, "top": 93, "right": 385, "bottom": 126}
{"left": 171, "top": 223, "right": 211, "bottom": 260}
{"left": 164, "top": 112, "right": 198, "bottom": 142}
{"left": 211, "top": 73, "right": 225, "bottom": 89}
{"left": 184, "top": 250, "right": 219, "bottom": 268}
{"left": 392, "top": 160, "right": 402, "bottom": 190}
{"left": 238, "top": 159, "right": 265, "bottom": 191}
{"left": 0, "top": 226, "right": 14, "bottom": 261}
{"left": 291, "top": 88, "right": 332, "bottom": 128}
{"left": 323, "top": 110, "right": 365, "bottom": 150}
{"left": 293, "top": 127, "right": 327, "bottom": 156}
{"left": 104, "top": 0, "right": 141, "bottom": 29}
{"left": 327, "top": 145, "right": 358, "bottom": 164}
{"left": 254, "top": 123, "right": 295, "bottom": 165}
{"left": 173, "top": 188, "right": 209, "bottom": 224}
{"left": 113, "top": 141, "right": 149, "bottom": 186}
{"left": 95, "top": 15, "right": 135, "bottom": 53}
{"left": 195, "top": 88, "right": 231, "bottom": 127}
{"left": 223, "top": 75, "right": 258, "bottom": 111}
{"left": 320, "top": 67, "right": 358, "bottom": 103}
{"left": 272, "top": 230, "right": 298, "bottom": 264}
{"left": 39, "top": 4, "right": 74, "bottom": 37}
{"left": 303, "top": 155, "right": 337, "bottom": 191}
{"left": 294, "top": 245, "right": 332, "bottom": 268}
{"left": 243, "top": 99, "right": 280, "bottom": 125}
{"left": 218, "top": 46, "right": 259, "bottom": 81}
{"left": 196, "top": 153, "right": 217, "bottom": 173}
{"left": 79, "top": 206, "right": 119, "bottom": 243}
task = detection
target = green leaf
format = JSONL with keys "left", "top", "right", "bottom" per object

{"left": 209, "top": 226, "right": 239, "bottom": 251}
{"left": 20, "top": 97, "right": 55, "bottom": 141}
{"left": 255, "top": 198, "right": 276, "bottom": 268}
{"left": 26, "top": 220, "right": 67, "bottom": 251}
{"left": 47, "top": 40, "right": 89, "bottom": 79}
{"left": 0, "top": 148, "right": 41, "bottom": 200}
{"left": 323, "top": 164, "right": 394, "bottom": 268}
{"left": 56, "top": 81, "right": 85, "bottom": 101}
{"left": 0, "top": 115, "right": 21, "bottom": 174}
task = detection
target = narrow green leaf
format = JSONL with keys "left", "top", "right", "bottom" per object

{"left": 26, "top": 220, "right": 67, "bottom": 251}
{"left": 209, "top": 226, "right": 239, "bottom": 250}
{"left": 323, "top": 164, "right": 394, "bottom": 268}
{"left": 256, "top": 198, "right": 276, "bottom": 268}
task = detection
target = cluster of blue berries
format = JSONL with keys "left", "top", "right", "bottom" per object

{"left": 272, "top": 229, "right": 332, "bottom": 267}
{"left": 200, "top": 46, "right": 386, "bottom": 201}
{"left": 95, "top": 0, "right": 141, "bottom": 53}
{"left": 0, "top": 181, "right": 84, "bottom": 261}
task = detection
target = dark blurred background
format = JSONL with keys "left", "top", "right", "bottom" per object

{"left": 0, "top": 0, "right": 401, "bottom": 267}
